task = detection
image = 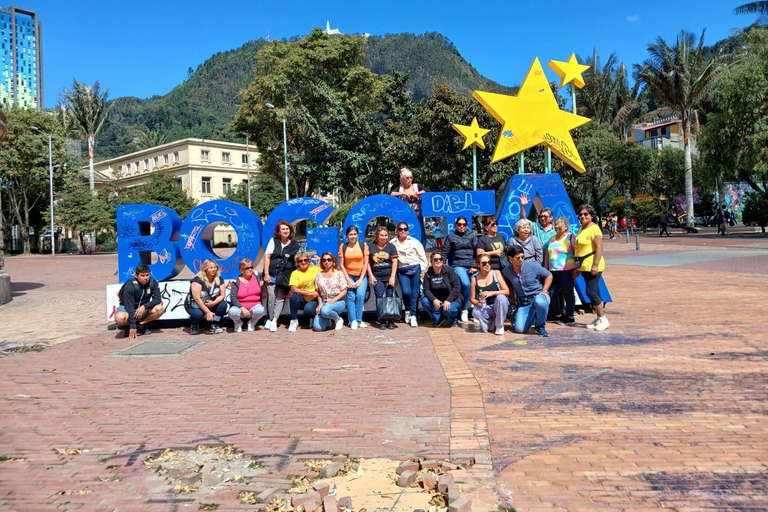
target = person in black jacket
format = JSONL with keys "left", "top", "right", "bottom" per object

{"left": 441, "top": 216, "right": 477, "bottom": 322}
{"left": 115, "top": 264, "right": 164, "bottom": 339}
{"left": 421, "top": 252, "right": 462, "bottom": 327}
{"left": 263, "top": 220, "right": 300, "bottom": 332}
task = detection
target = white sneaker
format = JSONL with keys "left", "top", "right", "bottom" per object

{"left": 288, "top": 319, "right": 299, "bottom": 332}
{"left": 335, "top": 318, "right": 344, "bottom": 330}
{"left": 233, "top": 321, "right": 243, "bottom": 333}
{"left": 594, "top": 316, "right": 610, "bottom": 331}
{"left": 410, "top": 316, "right": 418, "bottom": 327}
{"left": 269, "top": 320, "right": 278, "bottom": 332}
{"left": 350, "top": 320, "right": 359, "bottom": 330}
{"left": 460, "top": 310, "right": 469, "bottom": 323}
{"left": 495, "top": 326, "right": 505, "bottom": 335}
{"left": 247, "top": 319, "right": 256, "bottom": 331}
{"left": 404, "top": 311, "right": 411, "bottom": 324}
{"left": 586, "top": 318, "right": 600, "bottom": 329}
{"left": 264, "top": 319, "right": 272, "bottom": 330}
{"left": 473, "top": 317, "right": 481, "bottom": 325}
{"left": 358, "top": 321, "right": 369, "bottom": 328}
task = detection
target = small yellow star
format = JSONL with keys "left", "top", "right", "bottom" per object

{"left": 548, "top": 53, "right": 590, "bottom": 89}
{"left": 473, "top": 58, "right": 591, "bottom": 173}
{"left": 451, "top": 117, "right": 490, "bottom": 150}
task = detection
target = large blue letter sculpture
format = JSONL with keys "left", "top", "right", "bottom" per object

{"left": 116, "top": 203, "right": 184, "bottom": 282}
{"left": 178, "top": 200, "right": 262, "bottom": 279}
{"left": 421, "top": 191, "right": 496, "bottom": 233}
{"left": 342, "top": 194, "right": 422, "bottom": 242}
{"left": 496, "top": 173, "right": 611, "bottom": 303}
{"left": 263, "top": 197, "right": 337, "bottom": 261}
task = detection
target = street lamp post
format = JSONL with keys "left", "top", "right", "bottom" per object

{"left": 265, "top": 103, "right": 290, "bottom": 201}
{"left": 246, "top": 135, "right": 251, "bottom": 210}
{"left": 30, "top": 126, "right": 55, "bottom": 256}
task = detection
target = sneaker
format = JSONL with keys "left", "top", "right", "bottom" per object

{"left": 560, "top": 316, "right": 575, "bottom": 325}
{"left": 358, "top": 321, "right": 369, "bottom": 328}
{"left": 386, "top": 321, "right": 396, "bottom": 329}
{"left": 335, "top": 318, "right": 344, "bottom": 330}
{"left": 247, "top": 319, "right": 256, "bottom": 331}
{"left": 460, "top": 310, "right": 469, "bottom": 323}
{"left": 379, "top": 322, "right": 388, "bottom": 330}
{"left": 190, "top": 324, "right": 199, "bottom": 335}
{"left": 495, "top": 326, "right": 505, "bottom": 335}
{"left": 594, "top": 316, "right": 610, "bottom": 331}
{"left": 586, "top": 318, "right": 600, "bottom": 329}
{"left": 138, "top": 324, "right": 151, "bottom": 335}
{"left": 264, "top": 319, "right": 273, "bottom": 330}
{"left": 288, "top": 319, "right": 299, "bottom": 332}
{"left": 404, "top": 311, "right": 411, "bottom": 324}
{"left": 210, "top": 323, "right": 223, "bottom": 334}
{"left": 269, "top": 320, "right": 278, "bottom": 333}
{"left": 537, "top": 326, "right": 549, "bottom": 337}
{"left": 473, "top": 317, "right": 480, "bottom": 325}
{"left": 350, "top": 320, "right": 359, "bottom": 330}
{"left": 409, "top": 316, "right": 418, "bottom": 327}
{"left": 233, "top": 322, "right": 243, "bottom": 333}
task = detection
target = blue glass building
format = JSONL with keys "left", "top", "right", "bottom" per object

{"left": 0, "top": 6, "right": 43, "bottom": 110}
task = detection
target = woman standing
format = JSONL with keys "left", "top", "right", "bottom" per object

{"left": 339, "top": 226, "right": 370, "bottom": 330}
{"left": 186, "top": 259, "right": 228, "bottom": 335}
{"left": 313, "top": 253, "right": 348, "bottom": 331}
{"left": 228, "top": 259, "right": 266, "bottom": 332}
{"left": 390, "top": 167, "right": 428, "bottom": 217}
{"left": 367, "top": 226, "right": 399, "bottom": 330}
{"left": 476, "top": 215, "right": 507, "bottom": 271}
{"left": 421, "top": 252, "right": 462, "bottom": 327}
{"left": 575, "top": 204, "right": 609, "bottom": 331}
{"left": 441, "top": 216, "right": 477, "bottom": 322}
{"left": 512, "top": 219, "right": 543, "bottom": 265}
{"left": 469, "top": 253, "right": 510, "bottom": 335}
{"left": 391, "top": 222, "right": 428, "bottom": 327}
{"left": 287, "top": 250, "right": 320, "bottom": 332}
{"left": 543, "top": 217, "right": 577, "bottom": 325}
{"left": 263, "top": 220, "right": 300, "bottom": 332}
{"left": 432, "top": 220, "right": 443, "bottom": 250}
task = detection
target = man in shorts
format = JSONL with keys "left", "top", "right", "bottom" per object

{"left": 115, "top": 264, "right": 164, "bottom": 339}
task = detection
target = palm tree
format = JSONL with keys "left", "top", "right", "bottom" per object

{"left": 60, "top": 80, "right": 113, "bottom": 194}
{"left": 734, "top": 2, "right": 768, "bottom": 15}
{"left": 636, "top": 30, "right": 725, "bottom": 228}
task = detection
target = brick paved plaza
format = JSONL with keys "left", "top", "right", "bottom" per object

{"left": 1, "top": 228, "right": 767, "bottom": 511}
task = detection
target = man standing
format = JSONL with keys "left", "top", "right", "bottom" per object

{"left": 502, "top": 244, "right": 553, "bottom": 337}
{"left": 520, "top": 194, "right": 556, "bottom": 249}
{"left": 115, "top": 264, "right": 164, "bottom": 339}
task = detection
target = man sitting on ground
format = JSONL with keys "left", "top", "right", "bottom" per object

{"left": 115, "top": 264, "right": 164, "bottom": 339}
{"left": 502, "top": 244, "right": 553, "bottom": 337}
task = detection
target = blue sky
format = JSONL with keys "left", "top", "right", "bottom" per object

{"left": 22, "top": 0, "right": 757, "bottom": 108}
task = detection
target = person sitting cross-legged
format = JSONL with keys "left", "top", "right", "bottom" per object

{"left": 501, "top": 244, "right": 553, "bottom": 337}
{"left": 115, "top": 264, "right": 164, "bottom": 339}
{"left": 469, "top": 253, "right": 510, "bottom": 335}
{"left": 421, "top": 252, "right": 462, "bottom": 327}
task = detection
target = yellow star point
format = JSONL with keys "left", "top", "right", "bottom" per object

{"left": 472, "top": 58, "right": 591, "bottom": 173}
{"left": 451, "top": 117, "right": 490, "bottom": 150}
{"left": 548, "top": 53, "right": 590, "bottom": 89}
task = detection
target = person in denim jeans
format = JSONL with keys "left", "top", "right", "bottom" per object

{"left": 501, "top": 244, "right": 552, "bottom": 337}
{"left": 367, "top": 226, "right": 399, "bottom": 329}
{"left": 313, "top": 252, "right": 348, "bottom": 331}
{"left": 186, "top": 259, "right": 228, "bottom": 335}
{"left": 339, "top": 226, "right": 369, "bottom": 329}
{"left": 441, "top": 216, "right": 478, "bottom": 322}
{"left": 421, "top": 252, "right": 462, "bottom": 326}
{"left": 391, "top": 222, "right": 428, "bottom": 327}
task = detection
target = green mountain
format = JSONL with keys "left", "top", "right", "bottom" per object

{"left": 96, "top": 32, "right": 515, "bottom": 160}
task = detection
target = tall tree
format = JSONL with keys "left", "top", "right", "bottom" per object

{"left": 734, "top": 2, "right": 768, "bottom": 15}
{"left": 636, "top": 30, "right": 727, "bottom": 227}
{"left": 61, "top": 80, "right": 113, "bottom": 194}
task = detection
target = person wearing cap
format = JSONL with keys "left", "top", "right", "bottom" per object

{"left": 501, "top": 244, "right": 552, "bottom": 337}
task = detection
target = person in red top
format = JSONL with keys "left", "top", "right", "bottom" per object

{"left": 228, "top": 259, "right": 266, "bottom": 332}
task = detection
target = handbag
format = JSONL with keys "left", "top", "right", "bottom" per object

{"left": 273, "top": 258, "right": 292, "bottom": 289}
{"left": 376, "top": 296, "right": 403, "bottom": 321}
{"left": 573, "top": 251, "right": 595, "bottom": 268}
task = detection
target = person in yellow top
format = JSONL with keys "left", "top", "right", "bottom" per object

{"left": 575, "top": 204, "right": 608, "bottom": 331}
{"left": 287, "top": 250, "right": 321, "bottom": 332}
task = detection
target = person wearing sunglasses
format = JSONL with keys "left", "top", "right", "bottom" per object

{"left": 575, "top": 204, "right": 608, "bottom": 331}
{"left": 313, "top": 252, "right": 348, "bottom": 331}
{"left": 367, "top": 226, "right": 399, "bottom": 329}
{"left": 287, "top": 251, "right": 320, "bottom": 332}
{"left": 441, "top": 216, "right": 478, "bottom": 323}
{"left": 391, "top": 222, "right": 428, "bottom": 327}
{"left": 390, "top": 167, "right": 428, "bottom": 217}
{"left": 470, "top": 254, "right": 510, "bottom": 335}
{"left": 339, "top": 225, "right": 370, "bottom": 330}
{"left": 502, "top": 244, "right": 552, "bottom": 337}
{"left": 421, "top": 253, "right": 461, "bottom": 327}
{"left": 477, "top": 215, "right": 507, "bottom": 271}
{"left": 186, "top": 259, "right": 228, "bottom": 335}
{"left": 228, "top": 258, "right": 266, "bottom": 332}
{"left": 519, "top": 194, "right": 556, "bottom": 250}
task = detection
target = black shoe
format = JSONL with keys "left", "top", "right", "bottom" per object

{"left": 190, "top": 324, "right": 199, "bottom": 335}
{"left": 559, "top": 316, "right": 575, "bottom": 325}
{"left": 138, "top": 324, "right": 151, "bottom": 335}
{"left": 386, "top": 321, "right": 396, "bottom": 329}
{"left": 379, "top": 322, "right": 388, "bottom": 330}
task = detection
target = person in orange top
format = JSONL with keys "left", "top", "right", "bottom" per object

{"left": 339, "top": 225, "right": 370, "bottom": 330}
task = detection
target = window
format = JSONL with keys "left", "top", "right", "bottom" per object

{"left": 153, "top": 156, "right": 159, "bottom": 167}
{"left": 116, "top": 165, "right": 123, "bottom": 173}
{"left": 173, "top": 152, "right": 180, "bottom": 163}
{"left": 163, "top": 154, "right": 169, "bottom": 165}
{"left": 135, "top": 162, "right": 140, "bottom": 173}
{"left": 202, "top": 177, "right": 211, "bottom": 194}
{"left": 201, "top": 150, "right": 210, "bottom": 162}
{"left": 222, "top": 152, "right": 230, "bottom": 164}
{"left": 222, "top": 178, "right": 232, "bottom": 194}
{"left": 242, "top": 154, "right": 249, "bottom": 165}
{"left": 143, "top": 159, "right": 149, "bottom": 170}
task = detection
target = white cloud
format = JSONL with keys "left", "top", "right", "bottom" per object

{"left": 626, "top": 14, "right": 640, "bottom": 22}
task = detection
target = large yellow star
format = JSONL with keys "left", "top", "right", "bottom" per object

{"left": 472, "top": 58, "right": 591, "bottom": 173}
{"left": 548, "top": 53, "right": 590, "bottom": 89}
{"left": 451, "top": 117, "right": 490, "bottom": 150}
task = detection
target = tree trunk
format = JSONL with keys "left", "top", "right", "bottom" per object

{"left": 683, "top": 118, "right": 695, "bottom": 228}
{"left": 88, "top": 135, "right": 96, "bottom": 251}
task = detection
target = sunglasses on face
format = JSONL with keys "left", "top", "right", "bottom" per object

{"left": 479, "top": 261, "right": 491, "bottom": 266}
{"left": 578, "top": 213, "right": 590, "bottom": 218}
{"left": 456, "top": 223, "right": 467, "bottom": 227}
{"left": 432, "top": 257, "right": 444, "bottom": 262}
{"left": 397, "top": 227, "right": 409, "bottom": 232}
{"left": 297, "top": 258, "right": 309, "bottom": 263}
{"left": 490, "top": 222, "right": 498, "bottom": 226}
{"left": 321, "top": 258, "right": 333, "bottom": 262}
{"left": 242, "top": 266, "right": 253, "bottom": 270}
